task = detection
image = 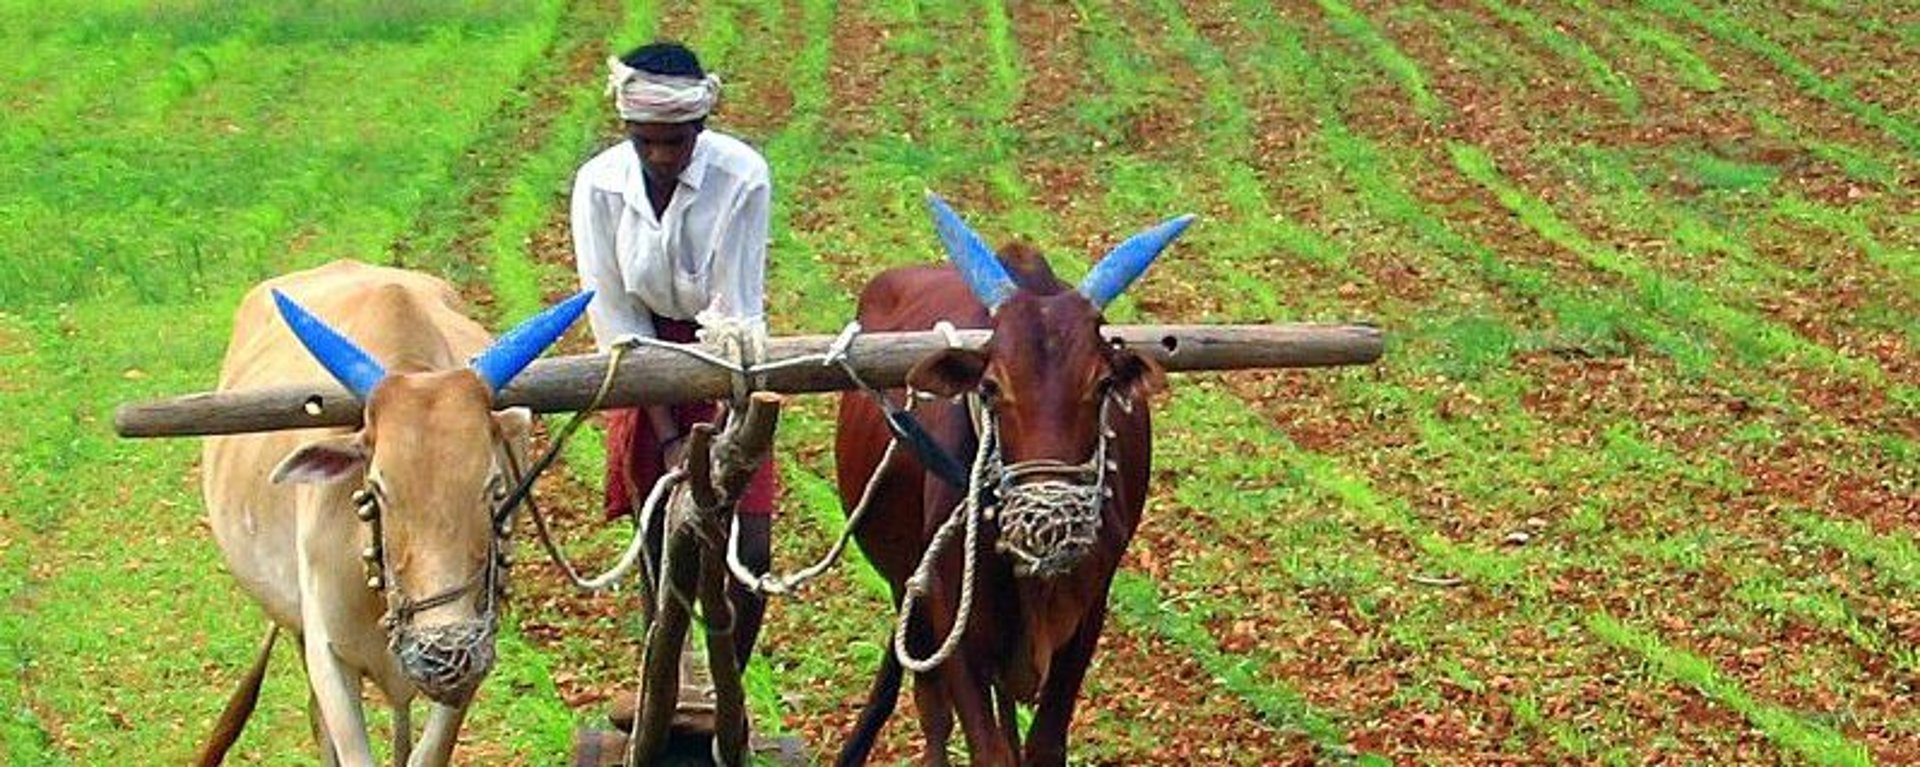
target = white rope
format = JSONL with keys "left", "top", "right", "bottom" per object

{"left": 726, "top": 436, "right": 901, "bottom": 595}
{"left": 825, "top": 320, "right": 862, "bottom": 365}
{"left": 723, "top": 320, "right": 900, "bottom": 596}
{"left": 613, "top": 333, "right": 831, "bottom": 377}
{"left": 720, "top": 318, "right": 958, "bottom": 596}
{"left": 694, "top": 314, "right": 768, "bottom": 405}
{"left": 611, "top": 321, "right": 995, "bottom": 624}
{"left": 932, "top": 320, "right": 963, "bottom": 348}
{"left": 545, "top": 468, "right": 683, "bottom": 592}
{"left": 613, "top": 319, "right": 981, "bottom": 380}
{"left": 892, "top": 397, "right": 994, "bottom": 673}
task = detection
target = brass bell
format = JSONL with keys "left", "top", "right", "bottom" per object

{"left": 361, "top": 546, "right": 379, "bottom": 562}
{"left": 366, "top": 575, "right": 383, "bottom": 590}
{"left": 351, "top": 488, "right": 371, "bottom": 505}
{"left": 356, "top": 504, "right": 377, "bottom": 522}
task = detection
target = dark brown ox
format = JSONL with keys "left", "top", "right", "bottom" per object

{"left": 834, "top": 195, "right": 1190, "bottom": 765}
{"left": 198, "top": 260, "right": 588, "bottom": 766}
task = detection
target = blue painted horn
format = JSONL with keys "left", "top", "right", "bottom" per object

{"left": 470, "top": 290, "right": 594, "bottom": 395}
{"left": 926, "top": 191, "right": 1016, "bottom": 310}
{"left": 1078, "top": 213, "right": 1194, "bottom": 309}
{"left": 272, "top": 289, "right": 388, "bottom": 400}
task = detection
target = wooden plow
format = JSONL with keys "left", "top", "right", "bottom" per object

{"left": 118, "top": 322, "right": 1381, "bottom": 766}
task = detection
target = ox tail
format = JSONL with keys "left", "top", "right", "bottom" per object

{"left": 835, "top": 651, "right": 904, "bottom": 767}
{"left": 196, "top": 624, "right": 278, "bottom": 767}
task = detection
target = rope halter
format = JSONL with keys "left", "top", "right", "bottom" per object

{"left": 980, "top": 392, "right": 1119, "bottom": 579}
{"left": 351, "top": 435, "right": 523, "bottom": 640}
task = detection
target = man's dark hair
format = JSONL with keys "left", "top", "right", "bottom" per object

{"left": 619, "top": 41, "right": 704, "bottom": 78}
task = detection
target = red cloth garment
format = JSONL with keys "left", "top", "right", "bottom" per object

{"left": 603, "top": 317, "right": 779, "bottom": 521}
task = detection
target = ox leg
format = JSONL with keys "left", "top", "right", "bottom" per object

{"left": 308, "top": 688, "right": 340, "bottom": 767}
{"left": 900, "top": 594, "right": 955, "bottom": 767}
{"left": 297, "top": 639, "right": 342, "bottom": 767}
{"left": 995, "top": 688, "right": 1021, "bottom": 758}
{"left": 834, "top": 650, "right": 902, "bottom": 767}
{"left": 911, "top": 672, "right": 954, "bottom": 767}
{"left": 389, "top": 696, "right": 412, "bottom": 767}
{"left": 407, "top": 700, "right": 470, "bottom": 767}
{"left": 302, "top": 633, "right": 376, "bottom": 767}
{"left": 937, "top": 657, "right": 1014, "bottom": 767}
{"left": 1021, "top": 600, "right": 1109, "bottom": 767}
{"left": 918, "top": 543, "right": 1010, "bottom": 765}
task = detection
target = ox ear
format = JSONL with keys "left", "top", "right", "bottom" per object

{"left": 492, "top": 407, "right": 533, "bottom": 445}
{"left": 492, "top": 407, "right": 534, "bottom": 464}
{"left": 1108, "top": 347, "right": 1168, "bottom": 401}
{"left": 906, "top": 348, "right": 989, "bottom": 398}
{"left": 270, "top": 435, "right": 369, "bottom": 485}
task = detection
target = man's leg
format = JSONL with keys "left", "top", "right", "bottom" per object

{"left": 730, "top": 449, "right": 779, "bottom": 667}
{"left": 728, "top": 513, "right": 771, "bottom": 665}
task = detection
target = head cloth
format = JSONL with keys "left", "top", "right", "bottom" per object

{"left": 606, "top": 56, "right": 720, "bottom": 123}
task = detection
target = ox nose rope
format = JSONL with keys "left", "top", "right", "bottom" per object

{"left": 509, "top": 343, "right": 683, "bottom": 593}
{"left": 989, "top": 393, "right": 1117, "bottom": 578}
{"left": 892, "top": 398, "right": 996, "bottom": 673}
{"left": 889, "top": 390, "right": 1121, "bottom": 671}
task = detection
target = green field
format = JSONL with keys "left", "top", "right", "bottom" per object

{"left": 4, "top": 1, "right": 1916, "bottom": 764}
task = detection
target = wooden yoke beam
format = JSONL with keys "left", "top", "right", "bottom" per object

{"left": 114, "top": 323, "right": 1383, "bottom": 438}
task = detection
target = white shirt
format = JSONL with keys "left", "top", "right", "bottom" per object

{"left": 571, "top": 130, "right": 770, "bottom": 351}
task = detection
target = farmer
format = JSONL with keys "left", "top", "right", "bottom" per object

{"left": 570, "top": 40, "right": 775, "bottom": 730}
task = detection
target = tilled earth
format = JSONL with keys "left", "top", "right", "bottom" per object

{"left": 454, "top": 0, "right": 1918, "bottom": 764}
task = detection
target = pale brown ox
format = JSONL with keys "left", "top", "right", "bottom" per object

{"left": 199, "top": 260, "right": 586, "bottom": 766}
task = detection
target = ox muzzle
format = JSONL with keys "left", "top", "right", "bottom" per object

{"left": 982, "top": 395, "right": 1119, "bottom": 579}
{"left": 393, "top": 618, "right": 497, "bottom": 705}
{"left": 353, "top": 485, "right": 512, "bottom": 706}
{"left": 994, "top": 473, "right": 1105, "bottom": 579}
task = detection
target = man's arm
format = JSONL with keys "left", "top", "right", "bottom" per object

{"left": 704, "top": 177, "right": 770, "bottom": 324}
{"left": 573, "top": 167, "right": 682, "bottom": 463}
{"left": 571, "top": 170, "right": 656, "bottom": 351}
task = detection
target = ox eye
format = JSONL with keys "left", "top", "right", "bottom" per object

{"left": 977, "top": 379, "right": 1001, "bottom": 400}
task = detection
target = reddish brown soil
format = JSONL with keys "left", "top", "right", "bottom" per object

{"left": 455, "top": 1, "right": 1920, "bottom": 763}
